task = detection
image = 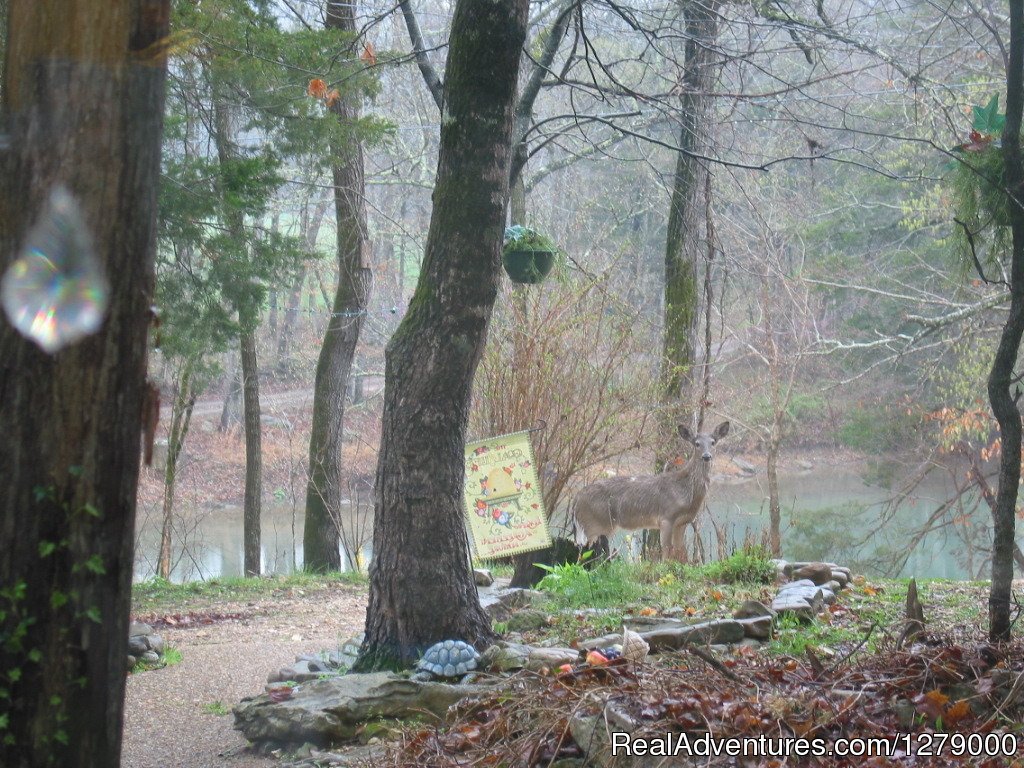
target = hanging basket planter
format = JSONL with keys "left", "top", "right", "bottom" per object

{"left": 502, "top": 225, "right": 560, "bottom": 285}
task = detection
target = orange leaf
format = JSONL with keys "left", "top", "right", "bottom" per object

{"left": 361, "top": 41, "right": 377, "bottom": 66}
{"left": 638, "top": 607, "right": 657, "bottom": 617}
{"left": 325, "top": 88, "right": 341, "bottom": 108}
{"left": 307, "top": 78, "right": 328, "bottom": 98}
{"left": 944, "top": 700, "right": 972, "bottom": 727}
{"left": 709, "top": 589, "right": 724, "bottom": 601}
{"left": 685, "top": 606, "right": 697, "bottom": 616}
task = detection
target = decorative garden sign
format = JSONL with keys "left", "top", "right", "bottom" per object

{"left": 463, "top": 430, "right": 551, "bottom": 558}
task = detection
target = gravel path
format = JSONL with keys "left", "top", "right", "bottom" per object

{"left": 122, "top": 585, "right": 367, "bottom": 768}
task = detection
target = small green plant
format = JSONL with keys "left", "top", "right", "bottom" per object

{"left": 131, "top": 645, "right": 182, "bottom": 674}
{"left": 492, "top": 620, "right": 509, "bottom": 635}
{"left": 701, "top": 545, "right": 776, "bottom": 585}
{"left": 536, "top": 556, "right": 644, "bottom": 608}
{"left": 503, "top": 225, "right": 557, "bottom": 253}
{"left": 202, "top": 701, "right": 229, "bottom": 716}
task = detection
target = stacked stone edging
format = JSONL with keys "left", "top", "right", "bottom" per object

{"left": 127, "top": 621, "right": 165, "bottom": 670}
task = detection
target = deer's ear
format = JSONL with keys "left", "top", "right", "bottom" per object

{"left": 713, "top": 421, "right": 730, "bottom": 440}
{"left": 678, "top": 425, "right": 695, "bottom": 442}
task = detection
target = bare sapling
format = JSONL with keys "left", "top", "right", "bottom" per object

{"left": 572, "top": 421, "right": 730, "bottom": 561}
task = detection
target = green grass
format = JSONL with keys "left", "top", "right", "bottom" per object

{"left": 132, "top": 570, "right": 366, "bottom": 614}
{"left": 201, "top": 701, "right": 230, "bottom": 716}
{"left": 519, "top": 551, "right": 990, "bottom": 656}
{"left": 131, "top": 645, "right": 183, "bottom": 674}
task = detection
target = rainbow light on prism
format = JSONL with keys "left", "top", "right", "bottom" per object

{"left": 1, "top": 187, "right": 109, "bottom": 354}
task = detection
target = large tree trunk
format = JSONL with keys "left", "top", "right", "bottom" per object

{"left": 303, "top": 0, "right": 372, "bottom": 573}
{"left": 354, "top": 0, "right": 529, "bottom": 671}
{"left": 240, "top": 329, "right": 262, "bottom": 576}
{"left": 988, "top": 0, "right": 1024, "bottom": 642}
{"left": 0, "top": 1, "right": 169, "bottom": 764}
{"left": 661, "top": 0, "right": 720, "bottom": 428}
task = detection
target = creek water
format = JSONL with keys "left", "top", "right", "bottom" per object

{"left": 133, "top": 461, "right": 985, "bottom": 583}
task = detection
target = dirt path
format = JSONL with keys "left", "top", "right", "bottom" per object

{"left": 122, "top": 584, "right": 367, "bottom": 768}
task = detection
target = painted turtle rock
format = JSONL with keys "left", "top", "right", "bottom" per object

{"left": 415, "top": 639, "right": 480, "bottom": 679}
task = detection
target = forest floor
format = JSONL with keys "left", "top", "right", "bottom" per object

{"left": 121, "top": 572, "right": 1023, "bottom": 767}
{"left": 123, "top": 576, "right": 368, "bottom": 768}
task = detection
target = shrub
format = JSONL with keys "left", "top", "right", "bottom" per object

{"left": 701, "top": 545, "right": 776, "bottom": 584}
{"left": 839, "top": 403, "right": 919, "bottom": 452}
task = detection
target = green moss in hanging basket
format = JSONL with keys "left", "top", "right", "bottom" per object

{"left": 502, "top": 225, "right": 559, "bottom": 284}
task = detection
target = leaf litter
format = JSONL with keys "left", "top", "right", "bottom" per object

{"left": 379, "top": 635, "right": 1024, "bottom": 767}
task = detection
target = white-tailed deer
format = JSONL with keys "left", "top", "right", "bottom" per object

{"left": 572, "top": 422, "right": 730, "bottom": 561}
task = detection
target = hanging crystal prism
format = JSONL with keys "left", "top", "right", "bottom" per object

{"left": 1, "top": 186, "right": 109, "bottom": 354}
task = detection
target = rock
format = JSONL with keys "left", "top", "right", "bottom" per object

{"left": 148, "top": 634, "right": 165, "bottom": 654}
{"left": 127, "top": 655, "right": 138, "bottom": 668}
{"left": 634, "top": 620, "right": 745, "bottom": 651}
{"left": 732, "top": 457, "right": 757, "bottom": 475}
{"left": 234, "top": 672, "right": 491, "bottom": 746}
{"left": 506, "top": 609, "right": 549, "bottom": 633}
{"left": 736, "top": 616, "right": 773, "bottom": 640}
{"left": 738, "top": 638, "right": 762, "bottom": 649}
{"left": 820, "top": 589, "right": 837, "bottom": 606}
{"left": 773, "top": 584, "right": 824, "bottom": 615}
{"left": 709, "top": 644, "right": 730, "bottom": 654}
{"left": 479, "top": 643, "right": 530, "bottom": 672}
{"left": 792, "top": 562, "right": 834, "bottom": 586}
{"left": 481, "top": 587, "right": 530, "bottom": 621}
{"left": 827, "top": 579, "right": 842, "bottom": 593}
{"left": 473, "top": 568, "right": 494, "bottom": 587}
{"left": 128, "top": 636, "right": 150, "bottom": 656}
{"left": 782, "top": 578, "right": 817, "bottom": 589}
{"left": 129, "top": 621, "right": 154, "bottom": 637}
{"left": 733, "top": 600, "right": 774, "bottom": 619}
{"left": 140, "top": 651, "right": 160, "bottom": 663}
{"left": 526, "top": 646, "right": 578, "bottom": 672}
{"left": 795, "top": 459, "right": 814, "bottom": 470}
{"left": 771, "top": 600, "right": 816, "bottom": 621}
{"left": 270, "top": 659, "right": 335, "bottom": 684}
{"left": 831, "top": 570, "right": 849, "bottom": 588}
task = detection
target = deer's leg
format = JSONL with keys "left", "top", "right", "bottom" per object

{"left": 671, "top": 520, "right": 687, "bottom": 563}
{"left": 659, "top": 519, "right": 673, "bottom": 561}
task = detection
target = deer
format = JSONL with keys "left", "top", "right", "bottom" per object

{"left": 572, "top": 422, "right": 730, "bottom": 561}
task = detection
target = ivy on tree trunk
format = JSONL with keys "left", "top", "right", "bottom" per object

{"left": 354, "top": 0, "right": 530, "bottom": 670}
{"left": 0, "top": 1, "right": 169, "bottom": 764}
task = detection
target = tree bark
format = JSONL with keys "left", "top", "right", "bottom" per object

{"left": 354, "top": 0, "right": 529, "bottom": 671}
{"left": 218, "top": 351, "right": 242, "bottom": 432}
{"left": 240, "top": 329, "right": 262, "bottom": 576}
{"left": 0, "top": 1, "right": 169, "bottom": 764}
{"left": 303, "top": 0, "right": 373, "bottom": 573}
{"left": 988, "top": 0, "right": 1024, "bottom": 642}
{"left": 661, "top": 0, "right": 720, "bottom": 426}
{"left": 159, "top": 361, "right": 197, "bottom": 579}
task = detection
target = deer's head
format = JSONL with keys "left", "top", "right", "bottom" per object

{"left": 678, "top": 421, "right": 730, "bottom": 462}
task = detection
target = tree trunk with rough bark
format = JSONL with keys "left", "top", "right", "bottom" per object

{"left": 661, "top": 0, "right": 720, "bottom": 430}
{"left": 240, "top": 329, "right": 262, "bottom": 576}
{"left": 0, "top": 1, "right": 169, "bottom": 764}
{"left": 303, "top": 0, "right": 372, "bottom": 573}
{"left": 354, "top": 0, "right": 529, "bottom": 671}
{"left": 988, "top": 0, "right": 1024, "bottom": 642}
